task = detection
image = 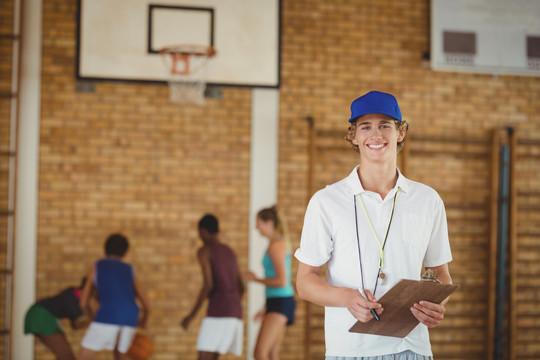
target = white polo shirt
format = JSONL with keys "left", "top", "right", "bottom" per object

{"left": 295, "top": 166, "right": 452, "bottom": 357}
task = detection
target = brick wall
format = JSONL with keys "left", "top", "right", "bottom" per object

{"left": 0, "top": 0, "right": 538, "bottom": 359}
{"left": 278, "top": 1, "right": 540, "bottom": 359}
{"left": 0, "top": 0, "right": 14, "bottom": 357}
{"left": 37, "top": 2, "right": 253, "bottom": 359}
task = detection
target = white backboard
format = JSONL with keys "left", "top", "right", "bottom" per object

{"left": 431, "top": 0, "right": 540, "bottom": 77}
{"left": 77, "top": 0, "right": 281, "bottom": 87}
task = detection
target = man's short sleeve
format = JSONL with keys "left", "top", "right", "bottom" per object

{"left": 294, "top": 191, "right": 334, "bottom": 267}
{"left": 423, "top": 195, "right": 453, "bottom": 267}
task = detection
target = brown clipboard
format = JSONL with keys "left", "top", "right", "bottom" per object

{"left": 348, "top": 279, "right": 460, "bottom": 338}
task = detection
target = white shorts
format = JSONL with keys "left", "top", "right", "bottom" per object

{"left": 196, "top": 317, "right": 243, "bottom": 356}
{"left": 81, "top": 322, "right": 137, "bottom": 353}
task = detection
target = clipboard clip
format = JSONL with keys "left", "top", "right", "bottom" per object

{"left": 421, "top": 269, "right": 441, "bottom": 283}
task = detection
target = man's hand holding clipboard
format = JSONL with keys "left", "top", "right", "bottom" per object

{"left": 349, "top": 278, "right": 460, "bottom": 338}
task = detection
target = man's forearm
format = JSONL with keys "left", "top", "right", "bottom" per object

{"left": 297, "top": 271, "right": 353, "bottom": 307}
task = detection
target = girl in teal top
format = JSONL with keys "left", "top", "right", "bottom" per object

{"left": 247, "top": 205, "right": 296, "bottom": 360}
{"left": 262, "top": 252, "right": 294, "bottom": 298}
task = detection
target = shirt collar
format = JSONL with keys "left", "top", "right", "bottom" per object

{"left": 346, "top": 165, "right": 409, "bottom": 196}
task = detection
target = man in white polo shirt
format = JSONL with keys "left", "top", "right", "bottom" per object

{"left": 295, "top": 91, "right": 453, "bottom": 360}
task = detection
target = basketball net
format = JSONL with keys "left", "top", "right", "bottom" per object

{"left": 159, "top": 45, "right": 216, "bottom": 105}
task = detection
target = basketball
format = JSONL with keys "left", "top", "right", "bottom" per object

{"left": 127, "top": 332, "right": 153, "bottom": 360}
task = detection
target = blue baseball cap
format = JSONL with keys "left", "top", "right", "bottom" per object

{"left": 348, "top": 91, "right": 402, "bottom": 123}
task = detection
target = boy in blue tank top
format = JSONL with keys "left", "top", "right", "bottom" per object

{"left": 78, "top": 233, "right": 150, "bottom": 360}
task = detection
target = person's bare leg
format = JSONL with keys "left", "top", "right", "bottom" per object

{"left": 198, "top": 350, "right": 219, "bottom": 360}
{"left": 36, "top": 333, "right": 76, "bottom": 360}
{"left": 113, "top": 330, "right": 128, "bottom": 360}
{"left": 269, "top": 321, "right": 286, "bottom": 360}
{"left": 253, "top": 312, "right": 288, "bottom": 360}
{"left": 113, "top": 348, "right": 129, "bottom": 360}
{"left": 77, "top": 347, "right": 97, "bottom": 360}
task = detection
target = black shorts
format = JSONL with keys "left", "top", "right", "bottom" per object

{"left": 266, "top": 296, "right": 296, "bottom": 326}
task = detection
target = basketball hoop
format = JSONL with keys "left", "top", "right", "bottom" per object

{"left": 159, "top": 45, "right": 216, "bottom": 105}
